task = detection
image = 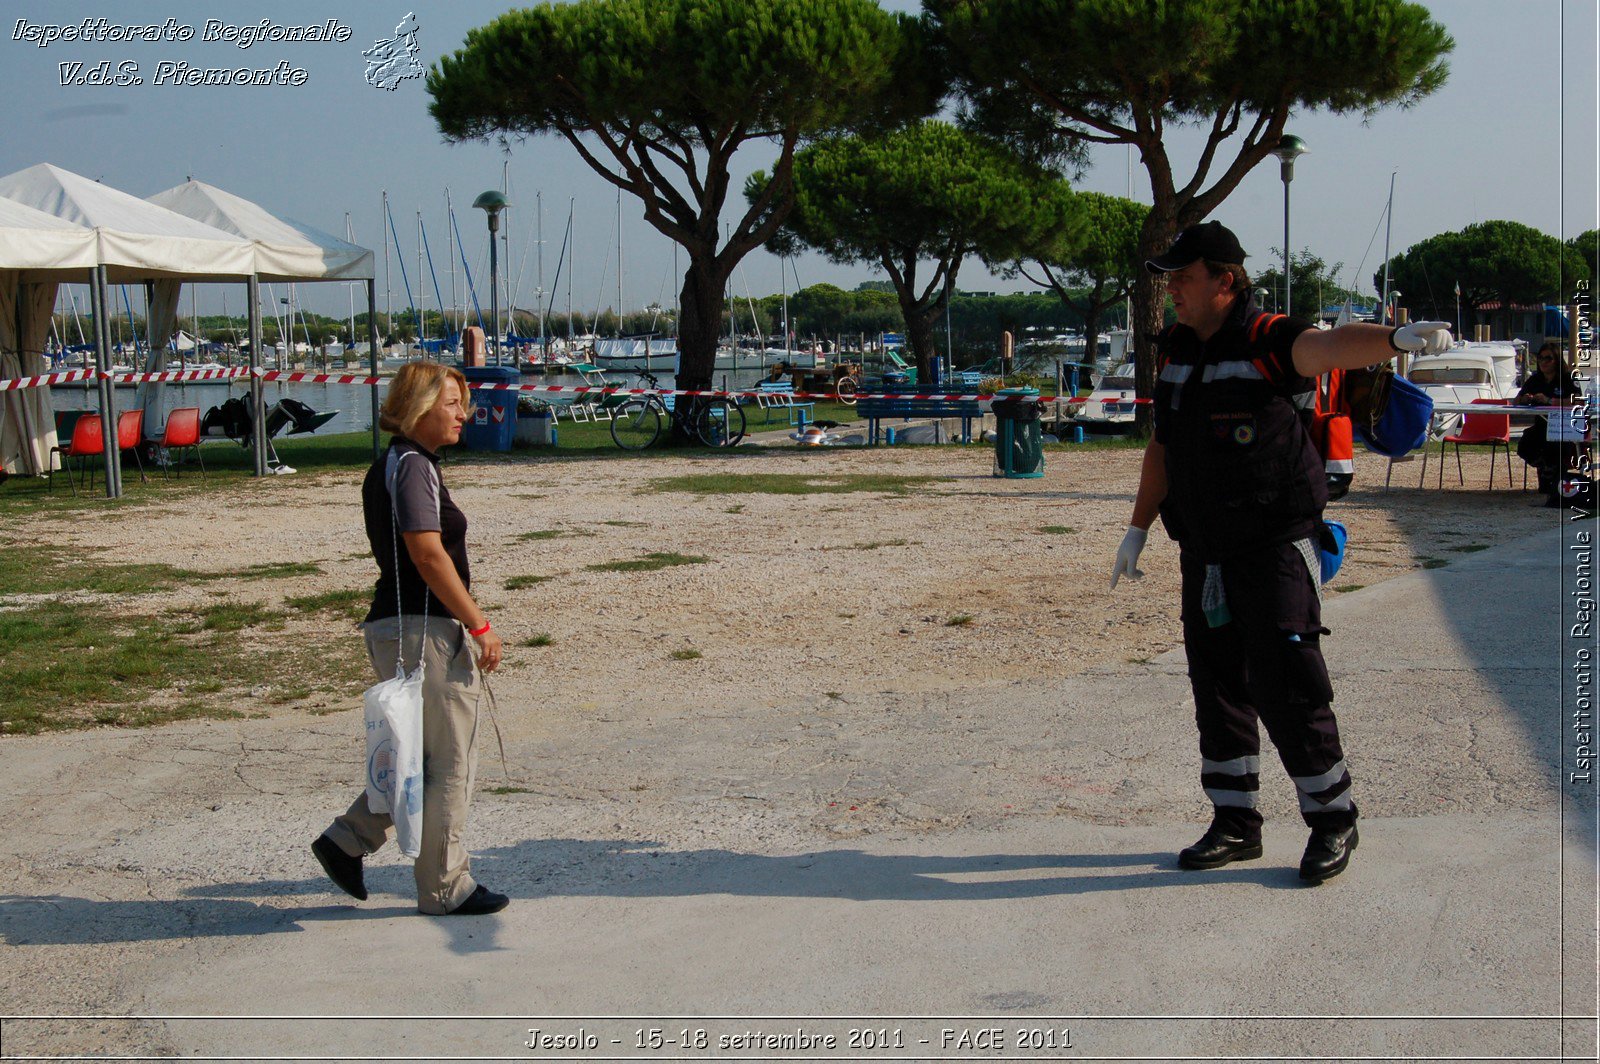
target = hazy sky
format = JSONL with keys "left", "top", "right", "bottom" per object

{"left": 2, "top": 0, "right": 1595, "bottom": 323}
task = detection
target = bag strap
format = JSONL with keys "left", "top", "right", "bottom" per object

{"left": 387, "top": 448, "right": 433, "bottom": 677}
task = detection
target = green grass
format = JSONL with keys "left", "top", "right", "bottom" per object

{"left": 668, "top": 648, "right": 702, "bottom": 661}
{"left": 820, "top": 538, "right": 912, "bottom": 552}
{"left": 0, "top": 603, "right": 306, "bottom": 734}
{"left": 1421, "top": 558, "right": 1449, "bottom": 570}
{"left": 0, "top": 542, "right": 319, "bottom": 597}
{"left": 285, "top": 587, "right": 371, "bottom": 619}
{"left": 1332, "top": 584, "right": 1366, "bottom": 593}
{"left": 486, "top": 785, "right": 534, "bottom": 795}
{"left": 517, "top": 529, "right": 579, "bottom": 541}
{"left": 650, "top": 472, "right": 948, "bottom": 497}
{"left": 1447, "top": 544, "right": 1491, "bottom": 553}
{"left": 586, "top": 552, "right": 710, "bottom": 573}
{"left": 504, "top": 574, "right": 552, "bottom": 590}
{"left": 522, "top": 633, "right": 554, "bottom": 647}
{"left": 197, "top": 601, "right": 281, "bottom": 632}
{"left": 945, "top": 614, "right": 976, "bottom": 627}
{"left": 1037, "top": 525, "right": 1075, "bottom": 534}
{"left": 601, "top": 520, "right": 647, "bottom": 527}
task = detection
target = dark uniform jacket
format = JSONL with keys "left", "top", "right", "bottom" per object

{"left": 1154, "top": 295, "right": 1324, "bottom": 563}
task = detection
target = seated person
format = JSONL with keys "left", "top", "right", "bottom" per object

{"left": 1515, "top": 342, "right": 1583, "bottom": 493}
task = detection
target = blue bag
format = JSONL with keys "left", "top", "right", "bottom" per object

{"left": 1353, "top": 369, "right": 1433, "bottom": 458}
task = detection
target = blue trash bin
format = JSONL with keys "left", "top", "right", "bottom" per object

{"left": 460, "top": 366, "right": 519, "bottom": 452}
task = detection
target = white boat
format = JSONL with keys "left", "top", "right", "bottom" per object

{"left": 1405, "top": 340, "right": 1523, "bottom": 436}
{"left": 1072, "top": 361, "right": 1138, "bottom": 427}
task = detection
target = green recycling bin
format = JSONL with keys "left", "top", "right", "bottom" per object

{"left": 992, "top": 387, "right": 1044, "bottom": 478}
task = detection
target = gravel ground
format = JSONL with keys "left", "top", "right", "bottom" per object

{"left": 0, "top": 437, "right": 1561, "bottom": 1050}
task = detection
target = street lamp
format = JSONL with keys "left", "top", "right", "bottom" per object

{"left": 1389, "top": 290, "right": 1403, "bottom": 326}
{"left": 473, "top": 190, "right": 510, "bottom": 365}
{"left": 1272, "top": 134, "right": 1308, "bottom": 318}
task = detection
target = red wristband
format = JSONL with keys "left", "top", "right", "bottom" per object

{"left": 467, "top": 619, "right": 491, "bottom": 637}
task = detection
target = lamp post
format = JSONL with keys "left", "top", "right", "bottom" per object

{"left": 1272, "top": 134, "right": 1308, "bottom": 318}
{"left": 1389, "top": 290, "right": 1402, "bottom": 327}
{"left": 473, "top": 190, "right": 510, "bottom": 365}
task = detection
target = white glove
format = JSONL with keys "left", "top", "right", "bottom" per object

{"left": 1110, "top": 526, "right": 1148, "bottom": 589}
{"left": 1391, "top": 321, "right": 1453, "bottom": 356}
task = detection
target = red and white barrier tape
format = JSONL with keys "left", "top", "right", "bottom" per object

{"left": 0, "top": 368, "right": 96, "bottom": 391}
{"left": 111, "top": 368, "right": 253, "bottom": 384}
{"left": 0, "top": 364, "right": 1154, "bottom": 407}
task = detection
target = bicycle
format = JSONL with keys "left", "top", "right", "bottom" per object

{"left": 609, "top": 371, "right": 747, "bottom": 450}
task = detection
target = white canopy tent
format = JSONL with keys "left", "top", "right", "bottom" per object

{"left": 148, "top": 180, "right": 382, "bottom": 460}
{"left": 0, "top": 197, "right": 97, "bottom": 476}
{"left": 0, "top": 164, "right": 256, "bottom": 495}
{"left": 148, "top": 180, "right": 373, "bottom": 282}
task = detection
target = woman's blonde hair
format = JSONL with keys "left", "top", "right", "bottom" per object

{"left": 379, "top": 361, "right": 473, "bottom": 437}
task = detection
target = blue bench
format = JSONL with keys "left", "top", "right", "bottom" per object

{"left": 857, "top": 395, "right": 982, "bottom": 445}
{"left": 755, "top": 379, "right": 815, "bottom": 426}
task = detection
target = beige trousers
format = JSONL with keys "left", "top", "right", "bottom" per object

{"left": 325, "top": 614, "right": 482, "bottom": 914}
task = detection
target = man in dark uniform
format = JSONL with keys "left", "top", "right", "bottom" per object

{"left": 1111, "top": 221, "right": 1451, "bottom": 883}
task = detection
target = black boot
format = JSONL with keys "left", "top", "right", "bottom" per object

{"left": 1178, "top": 825, "right": 1264, "bottom": 870}
{"left": 1299, "top": 822, "right": 1359, "bottom": 883}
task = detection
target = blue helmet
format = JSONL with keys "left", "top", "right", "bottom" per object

{"left": 1318, "top": 520, "right": 1348, "bottom": 585}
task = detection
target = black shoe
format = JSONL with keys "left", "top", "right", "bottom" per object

{"left": 1178, "top": 827, "right": 1264, "bottom": 870}
{"left": 1299, "top": 823, "right": 1359, "bottom": 883}
{"left": 445, "top": 884, "right": 510, "bottom": 916}
{"left": 312, "top": 834, "right": 367, "bottom": 901}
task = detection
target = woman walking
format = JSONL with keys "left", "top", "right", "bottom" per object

{"left": 312, "top": 361, "right": 508, "bottom": 916}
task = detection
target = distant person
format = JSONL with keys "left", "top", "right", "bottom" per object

{"left": 312, "top": 361, "right": 509, "bottom": 917}
{"left": 1110, "top": 221, "right": 1452, "bottom": 883}
{"left": 1514, "top": 342, "right": 1583, "bottom": 495}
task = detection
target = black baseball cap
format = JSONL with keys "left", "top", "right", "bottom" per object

{"left": 1145, "top": 221, "right": 1247, "bottom": 273}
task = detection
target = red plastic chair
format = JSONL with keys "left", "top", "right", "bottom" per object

{"left": 48, "top": 412, "right": 104, "bottom": 494}
{"left": 1425, "top": 398, "right": 1511, "bottom": 489}
{"left": 158, "top": 407, "right": 204, "bottom": 478}
{"left": 116, "top": 409, "right": 146, "bottom": 483}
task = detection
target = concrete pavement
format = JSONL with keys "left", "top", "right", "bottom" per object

{"left": 2, "top": 524, "right": 1594, "bottom": 1062}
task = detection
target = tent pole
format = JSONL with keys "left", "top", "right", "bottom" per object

{"left": 92, "top": 267, "right": 121, "bottom": 498}
{"left": 368, "top": 278, "right": 380, "bottom": 459}
{"left": 248, "top": 275, "right": 265, "bottom": 476}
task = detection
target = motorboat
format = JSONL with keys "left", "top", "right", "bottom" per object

{"left": 1405, "top": 340, "right": 1523, "bottom": 436}
{"left": 1071, "top": 361, "right": 1138, "bottom": 428}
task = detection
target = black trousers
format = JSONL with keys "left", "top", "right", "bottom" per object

{"left": 1179, "top": 542, "right": 1356, "bottom": 836}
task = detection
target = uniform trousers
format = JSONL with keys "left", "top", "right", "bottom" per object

{"left": 1178, "top": 541, "right": 1356, "bottom": 837}
{"left": 324, "top": 614, "right": 483, "bottom": 914}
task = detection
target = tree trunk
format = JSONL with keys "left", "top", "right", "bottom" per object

{"left": 900, "top": 293, "right": 939, "bottom": 384}
{"left": 676, "top": 254, "right": 726, "bottom": 393}
{"left": 1131, "top": 207, "right": 1180, "bottom": 436}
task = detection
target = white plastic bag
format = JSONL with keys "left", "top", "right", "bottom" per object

{"left": 364, "top": 665, "right": 425, "bottom": 858}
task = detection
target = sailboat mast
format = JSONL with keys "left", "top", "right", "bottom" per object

{"left": 1380, "top": 170, "right": 1396, "bottom": 324}
{"left": 346, "top": 214, "right": 357, "bottom": 352}
{"left": 382, "top": 189, "right": 392, "bottom": 353}
{"left": 446, "top": 188, "right": 458, "bottom": 342}
{"left": 502, "top": 161, "right": 511, "bottom": 350}
{"left": 417, "top": 209, "right": 426, "bottom": 351}
{"left": 536, "top": 190, "right": 546, "bottom": 357}
{"left": 616, "top": 187, "right": 623, "bottom": 339}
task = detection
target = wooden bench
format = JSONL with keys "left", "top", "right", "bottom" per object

{"left": 756, "top": 379, "right": 815, "bottom": 426}
{"left": 857, "top": 395, "right": 982, "bottom": 445}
